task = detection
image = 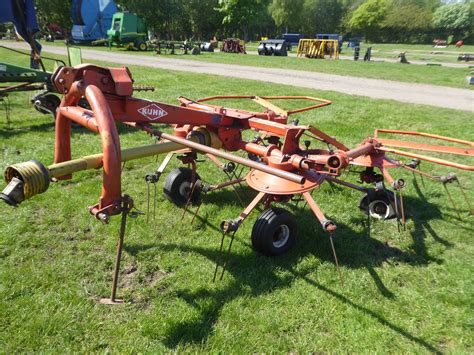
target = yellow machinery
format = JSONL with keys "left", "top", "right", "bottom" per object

{"left": 296, "top": 39, "right": 339, "bottom": 59}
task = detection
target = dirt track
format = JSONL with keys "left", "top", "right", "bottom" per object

{"left": 4, "top": 42, "right": 474, "bottom": 112}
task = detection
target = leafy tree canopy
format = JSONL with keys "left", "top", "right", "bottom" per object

{"left": 28, "top": 0, "right": 474, "bottom": 43}
{"left": 433, "top": 2, "right": 471, "bottom": 33}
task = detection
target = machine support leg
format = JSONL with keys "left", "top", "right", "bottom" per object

{"left": 100, "top": 195, "right": 133, "bottom": 305}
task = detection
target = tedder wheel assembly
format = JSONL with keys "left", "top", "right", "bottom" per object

{"left": 359, "top": 189, "right": 399, "bottom": 220}
{"left": 251, "top": 207, "right": 297, "bottom": 256}
{"left": 3, "top": 63, "right": 473, "bottom": 299}
{"left": 163, "top": 167, "right": 202, "bottom": 207}
{"left": 32, "top": 92, "right": 61, "bottom": 115}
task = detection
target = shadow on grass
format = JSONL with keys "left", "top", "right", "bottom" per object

{"left": 123, "top": 184, "right": 450, "bottom": 352}
{"left": 294, "top": 273, "right": 441, "bottom": 354}
{"left": 134, "top": 237, "right": 440, "bottom": 353}
{"left": 0, "top": 121, "right": 56, "bottom": 138}
{"left": 0, "top": 114, "right": 146, "bottom": 139}
{"left": 120, "top": 163, "right": 472, "bottom": 353}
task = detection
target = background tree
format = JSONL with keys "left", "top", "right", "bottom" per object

{"left": 35, "top": 0, "right": 72, "bottom": 33}
{"left": 348, "top": 0, "right": 390, "bottom": 42}
{"left": 432, "top": 2, "right": 472, "bottom": 39}
{"left": 116, "top": 0, "right": 188, "bottom": 39}
{"left": 181, "top": 0, "right": 223, "bottom": 39}
{"left": 268, "top": 0, "right": 304, "bottom": 33}
{"left": 383, "top": 0, "right": 433, "bottom": 42}
{"left": 216, "top": 0, "right": 271, "bottom": 40}
{"left": 29, "top": 0, "right": 474, "bottom": 44}
{"left": 302, "top": 0, "right": 345, "bottom": 35}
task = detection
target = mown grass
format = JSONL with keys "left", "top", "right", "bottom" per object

{"left": 353, "top": 43, "right": 474, "bottom": 64}
{"left": 23, "top": 39, "right": 474, "bottom": 89}
{"left": 0, "top": 49, "right": 473, "bottom": 353}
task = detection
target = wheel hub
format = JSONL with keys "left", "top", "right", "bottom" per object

{"left": 273, "top": 224, "right": 290, "bottom": 248}
{"left": 179, "top": 181, "right": 191, "bottom": 198}
{"left": 369, "top": 200, "right": 391, "bottom": 219}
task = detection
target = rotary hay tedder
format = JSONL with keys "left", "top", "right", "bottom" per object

{"left": 1, "top": 64, "right": 473, "bottom": 304}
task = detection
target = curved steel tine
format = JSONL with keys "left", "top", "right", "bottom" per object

{"left": 213, "top": 231, "right": 227, "bottom": 282}
{"left": 329, "top": 233, "right": 344, "bottom": 287}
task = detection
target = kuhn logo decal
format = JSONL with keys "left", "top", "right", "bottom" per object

{"left": 138, "top": 104, "right": 168, "bottom": 121}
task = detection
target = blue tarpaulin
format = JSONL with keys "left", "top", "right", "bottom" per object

{"left": 0, "top": 0, "right": 42, "bottom": 68}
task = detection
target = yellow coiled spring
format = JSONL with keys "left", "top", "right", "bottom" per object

{"left": 4, "top": 160, "right": 50, "bottom": 200}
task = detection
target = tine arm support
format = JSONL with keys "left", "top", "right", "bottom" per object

{"left": 378, "top": 147, "right": 474, "bottom": 171}
{"left": 302, "top": 191, "right": 336, "bottom": 232}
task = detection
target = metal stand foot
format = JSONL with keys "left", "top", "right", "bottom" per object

{"left": 100, "top": 195, "right": 133, "bottom": 305}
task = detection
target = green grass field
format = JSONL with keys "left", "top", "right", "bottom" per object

{"left": 28, "top": 39, "right": 474, "bottom": 89}
{"left": 357, "top": 43, "right": 474, "bottom": 63}
{"left": 0, "top": 50, "right": 473, "bottom": 352}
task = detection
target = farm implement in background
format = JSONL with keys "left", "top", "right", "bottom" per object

{"left": 221, "top": 38, "right": 246, "bottom": 54}
{"left": 154, "top": 40, "right": 202, "bottom": 55}
{"left": 297, "top": 39, "right": 339, "bottom": 59}
{"left": 0, "top": 45, "right": 84, "bottom": 122}
{"left": 258, "top": 39, "right": 288, "bottom": 56}
{"left": 105, "top": 11, "right": 148, "bottom": 51}
{"left": 1, "top": 64, "right": 472, "bottom": 304}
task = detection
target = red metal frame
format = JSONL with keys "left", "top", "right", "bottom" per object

{"left": 48, "top": 65, "right": 473, "bottom": 220}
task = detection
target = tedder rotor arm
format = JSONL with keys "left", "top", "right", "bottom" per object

{"left": 374, "top": 129, "right": 474, "bottom": 171}
{"left": 191, "top": 95, "right": 332, "bottom": 122}
{"left": 133, "top": 124, "right": 305, "bottom": 184}
{"left": 377, "top": 147, "right": 474, "bottom": 171}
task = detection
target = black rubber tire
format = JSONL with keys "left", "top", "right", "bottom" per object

{"left": 163, "top": 168, "right": 201, "bottom": 207}
{"left": 251, "top": 207, "right": 297, "bottom": 256}
{"left": 32, "top": 93, "right": 60, "bottom": 115}
{"left": 137, "top": 41, "right": 148, "bottom": 51}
